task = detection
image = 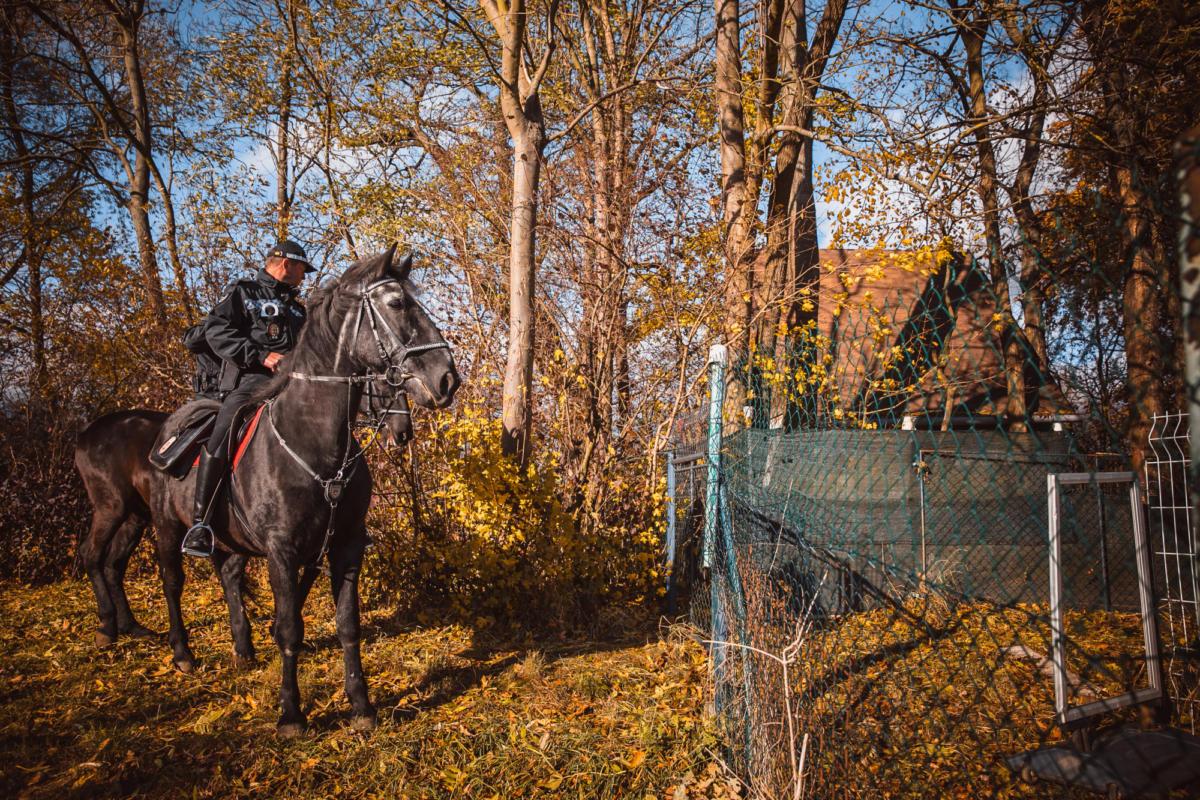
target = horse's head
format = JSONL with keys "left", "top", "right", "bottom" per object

{"left": 340, "top": 247, "right": 460, "bottom": 409}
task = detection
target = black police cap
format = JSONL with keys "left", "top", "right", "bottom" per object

{"left": 267, "top": 239, "right": 315, "bottom": 273}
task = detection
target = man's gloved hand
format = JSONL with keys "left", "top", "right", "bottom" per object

{"left": 263, "top": 352, "right": 284, "bottom": 371}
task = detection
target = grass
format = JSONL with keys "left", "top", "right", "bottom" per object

{"left": 9, "top": 570, "right": 1175, "bottom": 798}
{"left": 0, "top": 569, "right": 738, "bottom": 799}
{"left": 790, "top": 601, "right": 1147, "bottom": 799}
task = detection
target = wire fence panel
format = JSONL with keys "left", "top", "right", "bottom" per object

{"left": 1146, "top": 413, "right": 1200, "bottom": 734}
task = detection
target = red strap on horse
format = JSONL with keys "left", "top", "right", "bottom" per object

{"left": 232, "top": 405, "right": 266, "bottom": 471}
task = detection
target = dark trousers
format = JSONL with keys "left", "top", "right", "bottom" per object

{"left": 209, "top": 374, "right": 269, "bottom": 455}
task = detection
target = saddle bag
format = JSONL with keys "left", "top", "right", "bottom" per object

{"left": 149, "top": 411, "right": 216, "bottom": 478}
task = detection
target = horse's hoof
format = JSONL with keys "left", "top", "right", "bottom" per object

{"left": 231, "top": 653, "right": 258, "bottom": 670}
{"left": 276, "top": 722, "right": 307, "bottom": 738}
{"left": 173, "top": 658, "right": 196, "bottom": 674}
{"left": 122, "top": 624, "right": 158, "bottom": 639}
{"left": 350, "top": 714, "right": 377, "bottom": 732}
{"left": 94, "top": 630, "right": 117, "bottom": 647}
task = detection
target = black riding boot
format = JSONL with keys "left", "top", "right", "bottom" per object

{"left": 182, "top": 446, "right": 226, "bottom": 558}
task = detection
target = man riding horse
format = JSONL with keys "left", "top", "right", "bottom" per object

{"left": 77, "top": 246, "right": 458, "bottom": 730}
{"left": 181, "top": 239, "right": 313, "bottom": 558}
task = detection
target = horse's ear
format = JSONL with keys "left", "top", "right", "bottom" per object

{"left": 376, "top": 243, "right": 398, "bottom": 279}
{"left": 390, "top": 247, "right": 413, "bottom": 281}
{"left": 367, "top": 244, "right": 410, "bottom": 283}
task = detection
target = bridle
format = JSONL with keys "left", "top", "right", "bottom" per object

{"left": 359, "top": 380, "right": 411, "bottom": 428}
{"left": 254, "top": 276, "right": 452, "bottom": 566}
{"left": 354, "top": 277, "right": 453, "bottom": 391}
{"left": 288, "top": 277, "right": 453, "bottom": 393}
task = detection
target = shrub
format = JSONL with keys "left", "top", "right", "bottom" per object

{"left": 364, "top": 400, "right": 665, "bottom": 633}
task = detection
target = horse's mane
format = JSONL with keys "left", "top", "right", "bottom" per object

{"left": 247, "top": 252, "right": 387, "bottom": 404}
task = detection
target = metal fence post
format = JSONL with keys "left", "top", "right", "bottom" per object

{"left": 665, "top": 449, "right": 677, "bottom": 614}
{"left": 719, "top": 480, "right": 748, "bottom": 624}
{"left": 1177, "top": 127, "right": 1200, "bottom": 519}
{"left": 1177, "top": 129, "right": 1200, "bottom": 654}
{"left": 704, "top": 344, "right": 728, "bottom": 571}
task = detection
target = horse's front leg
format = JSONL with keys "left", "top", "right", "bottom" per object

{"left": 268, "top": 565, "right": 321, "bottom": 654}
{"left": 155, "top": 523, "right": 196, "bottom": 672}
{"left": 266, "top": 545, "right": 306, "bottom": 736}
{"left": 212, "top": 551, "right": 255, "bottom": 667}
{"left": 329, "top": 528, "right": 376, "bottom": 730}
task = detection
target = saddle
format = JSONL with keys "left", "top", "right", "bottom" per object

{"left": 149, "top": 399, "right": 265, "bottom": 479}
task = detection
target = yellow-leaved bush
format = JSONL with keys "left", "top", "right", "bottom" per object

{"left": 363, "top": 399, "right": 665, "bottom": 633}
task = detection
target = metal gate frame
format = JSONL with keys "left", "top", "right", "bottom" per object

{"left": 1048, "top": 471, "right": 1164, "bottom": 728}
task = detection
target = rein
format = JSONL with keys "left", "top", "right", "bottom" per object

{"left": 259, "top": 276, "right": 448, "bottom": 567}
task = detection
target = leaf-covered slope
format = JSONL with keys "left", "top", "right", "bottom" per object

{"left": 0, "top": 575, "right": 729, "bottom": 799}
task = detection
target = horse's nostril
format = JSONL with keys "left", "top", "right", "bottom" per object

{"left": 440, "top": 370, "right": 460, "bottom": 399}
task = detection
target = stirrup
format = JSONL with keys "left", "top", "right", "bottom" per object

{"left": 181, "top": 522, "right": 215, "bottom": 558}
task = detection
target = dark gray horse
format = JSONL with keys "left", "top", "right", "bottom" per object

{"left": 74, "top": 248, "right": 459, "bottom": 734}
{"left": 71, "top": 375, "right": 412, "bottom": 660}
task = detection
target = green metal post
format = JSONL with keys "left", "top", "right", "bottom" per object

{"left": 703, "top": 344, "right": 727, "bottom": 570}
{"left": 665, "top": 450, "right": 677, "bottom": 613}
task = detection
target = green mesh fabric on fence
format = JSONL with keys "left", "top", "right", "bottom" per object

{"left": 723, "top": 428, "right": 1144, "bottom": 611}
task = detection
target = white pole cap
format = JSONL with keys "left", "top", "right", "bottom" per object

{"left": 708, "top": 343, "right": 728, "bottom": 366}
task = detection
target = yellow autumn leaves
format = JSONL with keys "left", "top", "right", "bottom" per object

{"left": 368, "top": 397, "right": 666, "bottom": 627}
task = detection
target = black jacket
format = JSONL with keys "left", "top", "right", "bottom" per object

{"left": 204, "top": 269, "right": 306, "bottom": 391}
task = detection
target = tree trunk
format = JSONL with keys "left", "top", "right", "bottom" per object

{"left": 758, "top": 0, "right": 812, "bottom": 426}
{"left": 581, "top": 146, "right": 615, "bottom": 501}
{"left": 1116, "top": 163, "right": 1164, "bottom": 475}
{"left": 1078, "top": 0, "right": 1167, "bottom": 475}
{"left": 483, "top": 0, "right": 552, "bottom": 467}
{"left": 1018, "top": 238, "right": 1050, "bottom": 373}
{"left": 1177, "top": 123, "right": 1200, "bottom": 479}
{"left": 1001, "top": 9, "right": 1053, "bottom": 389}
{"left": 743, "top": 0, "right": 783, "bottom": 346}
{"left": 0, "top": 31, "right": 44, "bottom": 411}
{"left": 1011, "top": 146, "right": 1052, "bottom": 381}
{"left": 757, "top": 0, "right": 845, "bottom": 427}
{"left": 116, "top": 5, "right": 166, "bottom": 326}
{"left": 760, "top": 0, "right": 806, "bottom": 360}
{"left": 500, "top": 124, "right": 544, "bottom": 463}
{"left": 276, "top": 54, "right": 292, "bottom": 240}
{"left": 129, "top": 148, "right": 165, "bottom": 325}
{"left": 1012, "top": 182, "right": 1052, "bottom": 384}
{"left": 715, "top": 0, "right": 751, "bottom": 413}
{"left": 956, "top": 0, "right": 1026, "bottom": 430}
{"left": 149, "top": 160, "right": 194, "bottom": 322}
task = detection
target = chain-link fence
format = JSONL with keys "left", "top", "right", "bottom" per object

{"left": 665, "top": 148, "right": 1200, "bottom": 798}
{"left": 684, "top": 423, "right": 1181, "bottom": 798}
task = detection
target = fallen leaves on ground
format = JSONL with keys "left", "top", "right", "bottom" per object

{"left": 725, "top": 593, "right": 1181, "bottom": 799}
{"left": 0, "top": 571, "right": 734, "bottom": 799}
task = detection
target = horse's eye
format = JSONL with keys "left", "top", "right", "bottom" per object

{"left": 386, "top": 299, "right": 404, "bottom": 309}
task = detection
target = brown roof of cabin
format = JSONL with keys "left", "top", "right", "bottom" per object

{"left": 812, "top": 248, "right": 1068, "bottom": 420}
